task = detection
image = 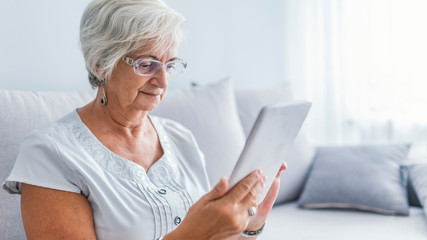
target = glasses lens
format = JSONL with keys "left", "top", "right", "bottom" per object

{"left": 135, "top": 59, "right": 162, "bottom": 76}
{"left": 166, "top": 60, "right": 186, "bottom": 76}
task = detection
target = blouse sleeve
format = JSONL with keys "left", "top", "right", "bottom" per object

{"left": 2, "top": 131, "right": 81, "bottom": 194}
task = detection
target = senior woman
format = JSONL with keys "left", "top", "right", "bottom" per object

{"left": 3, "top": 0, "right": 286, "bottom": 239}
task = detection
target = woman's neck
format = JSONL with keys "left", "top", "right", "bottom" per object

{"left": 77, "top": 98, "right": 151, "bottom": 140}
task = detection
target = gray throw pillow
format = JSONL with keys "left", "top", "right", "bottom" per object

{"left": 298, "top": 144, "right": 411, "bottom": 215}
{"left": 408, "top": 163, "right": 427, "bottom": 209}
{"left": 407, "top": 171, "right": 422, "bottom": 207}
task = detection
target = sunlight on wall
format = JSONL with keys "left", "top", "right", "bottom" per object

{"left": 283, "top": 0, "right": 427, "bottom": 158}
{"left": 343, "top": 0, "right": 427, "bottom": 124}
{"left": 342, "top": 0, "right": 427, "bottom": 158}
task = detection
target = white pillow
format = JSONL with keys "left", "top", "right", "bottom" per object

{"left": 151, "top": 79, "right": 246, "bottom": 187}
{"left": 235, "top": 84, "right": 315, "bottom": 203}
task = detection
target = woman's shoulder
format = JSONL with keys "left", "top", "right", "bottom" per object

{"left": 25, "top": 110, "right": 81, "bottom": 143}
{"left": 149, "top": 115, "right": 194, "bottom": 140}
{"left": 149, "top": 115, "right": 203, "bottom": 155}
{"left": 5, "top": 110, "right": 85, "bottom": 195}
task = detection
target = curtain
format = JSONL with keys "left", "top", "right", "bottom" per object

{"left": 283, "top": 0, "right": 427, "bottom": 159}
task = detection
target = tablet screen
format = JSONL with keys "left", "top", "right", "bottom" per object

{"left": 229, "top": 100, "right": 311, "bottom": 202}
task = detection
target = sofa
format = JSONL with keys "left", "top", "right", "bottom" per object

{"left": 1, "top": 79, "right": 426, "bottom": 240}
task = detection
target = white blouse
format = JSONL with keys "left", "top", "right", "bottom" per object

{"left": 3, "top": 110, "right": 210, "bottom": 240}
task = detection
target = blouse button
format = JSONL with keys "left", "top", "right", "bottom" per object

{"left": 174, "top": 216, "right": 181, "bottom": 225}
{"left": 158, "top": 189, "right": 167, "bottom": 195}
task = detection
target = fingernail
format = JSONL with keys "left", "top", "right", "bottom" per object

{"left": 284, "top": 161, "right": 288, "bottom": 169}
{"left": 217, "top": 177, "right": 226, "bottom": 189}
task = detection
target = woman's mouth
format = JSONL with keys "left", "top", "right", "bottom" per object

{"left": 140, "top": 91, "right": 162, "bottom": 98}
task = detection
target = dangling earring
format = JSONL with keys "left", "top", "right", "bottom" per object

{"left": 100, "top": 78, "right": 107, "bottom": 106}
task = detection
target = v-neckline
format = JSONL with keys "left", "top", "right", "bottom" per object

{"left": 73, "top": 110, "right": 169, "bottom": 176}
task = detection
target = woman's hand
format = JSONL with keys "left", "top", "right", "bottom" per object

{"left": 165, "top": 170, "right": 266, "bottom": 240}
{"left": 245, "top": 162, "right": 288, "bottom": 233}
{"left": 166, "top": 162, "right": 287, "bottom": 240}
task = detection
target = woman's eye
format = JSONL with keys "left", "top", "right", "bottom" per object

{"left": 139, "top": 61, "right": 152, "bottom": 68}
{"left": 166, "top": 63, "right": 176, "bottom": 70}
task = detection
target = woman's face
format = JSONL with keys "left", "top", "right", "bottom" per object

{"left": 105, "top": 46, "right": 177, "bottom": 113}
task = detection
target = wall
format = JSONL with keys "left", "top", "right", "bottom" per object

{"left": 0, "top": 1, "right": 90, "bottom": 91}
{"left": 0, "top": 0, "right": 286, "bottom": 91}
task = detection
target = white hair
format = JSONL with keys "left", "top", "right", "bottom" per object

{"left": 80, "top": 0, "right": 185, "bottom": 87}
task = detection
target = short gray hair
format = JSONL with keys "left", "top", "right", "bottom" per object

{"left": 80, "top": 0, "right": 185, "bottom": 87}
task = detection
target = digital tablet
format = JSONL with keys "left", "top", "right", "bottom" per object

{"left": 229, "top": 100, "right": 312, "bottom": 202}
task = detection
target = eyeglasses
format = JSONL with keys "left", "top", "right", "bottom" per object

{"left": 121, "top": 57, "right": 187, "bottom": 77}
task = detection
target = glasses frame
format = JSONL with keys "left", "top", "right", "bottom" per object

{"left": 121, "top": 56, "right": 187, "bottom": 77}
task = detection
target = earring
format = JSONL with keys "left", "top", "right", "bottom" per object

{"left": 100, "top": 78, "right": 107, "bottom": 106}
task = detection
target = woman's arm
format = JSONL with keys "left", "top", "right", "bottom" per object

{"left": 21, "top": 183, "right": 97, "bottom": 240}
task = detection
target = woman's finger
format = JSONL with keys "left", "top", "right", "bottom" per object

{"left": 257, "top": 162, "right": 287, "bottom": 217}
{"left": 257, "top": 174, "right": 281, "bottom": 217}
{"left": 226, "top": 170, "right": 263, "bottom": 203}
{"left": 239, "top": 175, "right": 266, "bottom": 209}
{"left": 279, "top": 161, "right": 287, "bottom": 172}
{"left": 200, "top": 177, "right": 229, "bottom": 202}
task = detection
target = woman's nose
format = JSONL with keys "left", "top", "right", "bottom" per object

{"left": 151, "top": 67, "right": 169, "bottom": 88}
